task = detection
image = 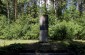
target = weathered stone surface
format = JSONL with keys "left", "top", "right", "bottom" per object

{"left": 39, "top": 15, "right": 48, "bottom": 42}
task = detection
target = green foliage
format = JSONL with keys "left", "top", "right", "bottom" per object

{"left": 0, "top": 15, "right": 8, "bottom": 39}
{"left": 63, "top": 7, "right": 80, "bottom": 21}
{"left": 24, "top": 24, "right": 39, "bottom": 39}
{"left": 73, "top": 14, "right": 85, "bottom": 40}
{"left": 0, "top": 0, "right": 85, "bottom": 40}
{"left": 0, "top": 15, "right": 39, "bottom": 40}
{"left": 49, "top": 20, "right": 82, "bottom": 40}
{"left": 48, "top": 14, "right": 57, "bottom": 25}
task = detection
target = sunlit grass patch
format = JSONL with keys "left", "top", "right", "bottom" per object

{"left": 0, "top": 39, "right": 85, "bottom": 47}
{"left": 0, "top": 40, "right": 39, "bottom": 47}
{"left": 73, "top": 40, "right": 85, "bottom": 43}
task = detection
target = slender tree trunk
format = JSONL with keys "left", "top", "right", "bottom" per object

{"left": 79, "top": 1, "right": 83, "bottom": 16}
{"left": 14, "top": 0, "right": 17, "bottom": 19}
{"left": 53, "top": 0, "right": 56, "bottom": 16}
{"left": 77, "top": 0, "right": 83, "bottom": 16}
{"left": 33, "top": 0, "right": 37, "bottom": 18}
{"left": 39, "top": 0, "right": 42, "bottom": 15}
{"left": 44, "top": 0, "right": 47, "bottom": 14}
{"left": 7, "top": 0, "right": 9, "bottom": 18}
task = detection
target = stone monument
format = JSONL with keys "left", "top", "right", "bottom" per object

{"left": 39, "top": 15, "right": 48, "bottom": 42}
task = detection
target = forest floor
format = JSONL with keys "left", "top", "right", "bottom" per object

{"left": 0, "top": 40, "right": 85, "bottom": 55}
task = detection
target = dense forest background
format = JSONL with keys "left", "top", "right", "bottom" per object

{"left": 0, "top": 0, "right": 85, "bottom": 40}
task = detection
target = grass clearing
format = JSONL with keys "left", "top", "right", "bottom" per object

{"left": 73, "top": 40, "right": 85, "bottom": 43}
{"left": 0, "top": 40, "right": 39, "bottom": 47}
{"left": 0, "top": 39, "right": 85, "bottom": 47}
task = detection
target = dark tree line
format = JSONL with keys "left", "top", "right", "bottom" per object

{"left": 0, "top": 0, "right": 85, "bottom": 19}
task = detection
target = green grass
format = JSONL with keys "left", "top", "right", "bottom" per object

{"left": 73, "top": 40, "right": 85, "bottom": 42}
{"left": 0, "top": 39, "right": 85, "bottom": 47}
{"left": 0, "top": 40, "right": 39, "bottom": 47}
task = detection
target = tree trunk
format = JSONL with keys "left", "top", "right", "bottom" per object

{"left": 53, "top": 0, "right": 56, "bottom": 16}
{"left": 7, "top": 0, "right": 9, "bottom": 18}
{"left": 44, "top": 0, "right": 47, "bottom": 14}
{"left": 14, "top": 0, "right": 17, "bottom": 19}
{"left": 79, "top": 1, "right": 83, "bottom": 16}
{"left": 33, "top": 0, "right": 37, "bottom": 18}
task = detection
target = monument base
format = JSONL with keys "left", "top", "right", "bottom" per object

{"left": 39, "top": 30, "right": 48, "bottom": 42}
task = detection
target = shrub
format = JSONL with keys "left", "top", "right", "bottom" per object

{"left": 0, "top": 15, "right": 8, "bottom": 39}
{"left": 49, "top": 20, "right": 82, "bottom": 40}
{"left": 24, "top": 24, "right": 39, "bottom": 39}
{"left": 0, "top": 15, "right": 39, "bottom": 40}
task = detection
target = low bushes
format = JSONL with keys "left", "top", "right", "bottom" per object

{"left": 49, "top": 20, "right": 82, "bottom": 40}
{"left": 0, "top": 15, "right": 39, "bottom": 40}
{"left": 0, "top": 14, "right": 85, "bottom": 40}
